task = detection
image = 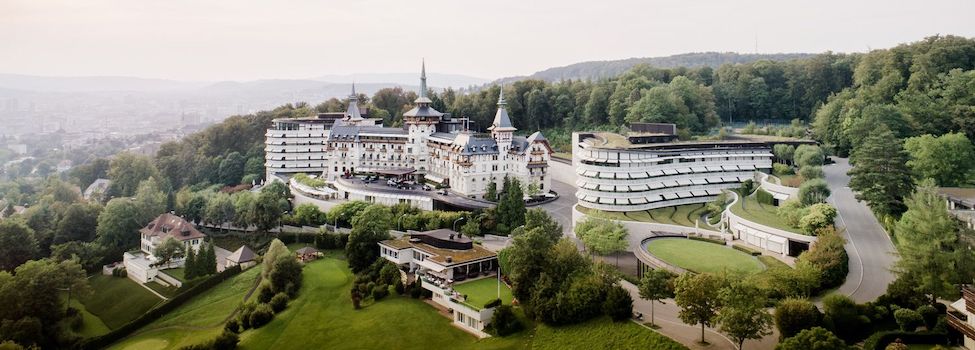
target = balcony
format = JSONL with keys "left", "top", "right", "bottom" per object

{"left": 531, "top": 150, "right": 545, "bottom": 155}
{"left": 948, "top": 310, "right": 975, "bottom": 339}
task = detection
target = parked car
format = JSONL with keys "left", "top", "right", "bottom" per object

{"left": 438, "top": 189, "right": 449, "bottom": 195}
{"left": 422, "top": 185, "right": 433, "bottom": 191}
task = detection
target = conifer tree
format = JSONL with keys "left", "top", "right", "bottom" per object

{"left": 184, "top": 247, "right": 197, "bottom": 280}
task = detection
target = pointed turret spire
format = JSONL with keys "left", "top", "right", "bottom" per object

{"left": 497, "top": 82, "right": 506, "bottom": 105}
{"left": 489, "top": 84, "right": 516, "bottom": 132}
{"left": 345, "top": 83, "right": 363, "bottom": 121}
{"left": 414, "top": 59, "right": 433, "bottom": 105}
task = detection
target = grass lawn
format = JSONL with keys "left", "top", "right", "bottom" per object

{"left": 145, "top": 281, "right": 180, "bottom": 299}
{"left": 533, "top": 317, "right": 686, "bottom": 350}
{"left": 70, "top": 298, "right": 110, "bottom": 338}
{"left": 452, "top": 277, "right": 514, "bottom": 310}
{"left": 579, "top": 204, "right": 707, "bottom": 228}
{"left": 552, "top": 152, "right": 572, "bottom": 160}
{"left": 645, "top": 238, "right": 765, "bottom": 276}
{"left": 109, "top": 254, "right": 687, "bottom": 350}
{"left": 731, "top": 196, "right": 805, "bottom": 234}
{"left": 161, "top": 268, "right": 185, "bottom": 282}
{"left": 108, "top": 266, "right": 262, "bottom": 350}
{"left": 237, "top": 257, "right": 528, "bottom": 350}
{"left": 79, "top": 275, "right": 163, "bottom": 329}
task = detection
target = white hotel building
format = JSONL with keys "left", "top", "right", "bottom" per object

{"left": 265, "top": 63, "right": 552, "bottom": 198}
{"left": 573, "top": 124, "right": 779, "bottom": 212}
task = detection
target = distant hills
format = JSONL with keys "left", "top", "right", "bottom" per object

{"left": 499, "top": 52, "right": 817, "bottom": 83}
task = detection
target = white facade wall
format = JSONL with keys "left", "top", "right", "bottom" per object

{"left": 572, "top": 134, "right": 772, "bottom": 212}
{"left": 265, "top": 122, "right": 330, "bottom": 178}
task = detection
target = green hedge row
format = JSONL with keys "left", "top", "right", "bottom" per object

{"left": 276, "top": 231, "right": 349, "bottom": 250}
{"left": 756, "top": 189, "right": 775, "bottom": 205}
{"left": 688, "top": 236, "right": 726, "bottom": 245}
{"left": 79, "top": 265, "right": 245, "bottom": 350}
{"left": 732, "top": 244, "right": 762, "bottom": 256}
{"left": 862, "top": 330, "right": 948, "bottom": 350}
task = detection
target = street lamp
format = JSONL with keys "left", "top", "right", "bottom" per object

{"left": 453, "top": 217, "right": 465, "bottom": 233}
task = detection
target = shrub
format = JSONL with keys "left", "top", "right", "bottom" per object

{"left": 798, "top": 166, "right": 824, "bottom": 179}
{"left": 775, "top": 298, "right": 822, "bottom": 339}
{"left": 797, "top": 227, "right": 847, "bottom": 289}
{"left": 756, "top": 189, "right": 775, "bottom": 205}
{"left": 248, "top": 304, "right": 274, "bottom": 329}
{"left": 484, "top": 298, "right": 502, "bottom": 309}
{"left": 798, "top": 179, "right": 831, "bottom": 206}
{"left": 487, "top": 305, "right": 523, "bottom": 336}
{"left": 602, "top": 285, "right": 633, "bottom": 322}
{"left": 257, "top": 282, "right": 274, "bottom": 303}
{"left": 269, "top": 293, "right": 289, "bottom": 313}
{"left": 739, "top": 179, "right": 755, "bottom": 195}
{"left": 794, "top": 145, "right": 825, "bottom": 168}
{"left": 916, "top": 305, "right": 939, "bottom": 329}
{"left": 393, "top": 279, "right": 405, "bottom": 295}
{"left": 862, "top": 330, "right": 950, "bottom": 350}
{"left": 688, "top": 235, "right": 725, "bottom": 245}
{"left": 212, "top": 330, "right": 239, "bottom": 350}
{"left": 894, "top": 308, "right": 923, "bottom": 331}
{"left": 773, "top": 163, "right": 793, "bottom": 176}
{"left": 224, "top": 319, "right": 240, "bottom": 334}
{"left": 822, "top": 294, "right": 867, "bottom": 342}
{"left": 372, "top": 284, "right": 389, "bottom": 300}
{"left": 777, "top": 327, "right": 846, "bottom": 350}
{"left": 798, "top": 203, "right": 837, "bottom": 235}
{"left": 410, "top": 282, "right": 423, "bottom": 299}
{"left": 777, "top": 200, "right": 809, "bottom": 228}
{"left": 237, "top": 303, "right": 255, "bottom": 329}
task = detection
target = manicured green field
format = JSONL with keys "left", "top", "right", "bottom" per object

{"left": 644, "top": 238, "right": 765, "bottom": 276}
{"left": 533, "top": 317, "right": 687, "bottom": 350}
{"left": 79, "top": 275, "right": 163, "bottom": 329}
{"left": 108, "top": 267, "right": 262, "bottom": 350}
{"left": 237, "top": 257, "right": 527, "bottom": 350}
{"left": 110, "top": 254, "right": 687, "bottom": 350}
{"left": 452, "top": 276, "right": 514, "bottom": 309}
{"left": 145, "top": 281, "right": 180, "bottom": 299}
{"left": 731, "top": 196, "right": 804, "bottom": 234}
{"left": 161, "top": 268, "right": 186, "bottom": 281}
{"left": 579, "top": 204, "right": 708, "bottom": 228}
{"left": 70, "top": 298, "right": 111, "bottom": 338}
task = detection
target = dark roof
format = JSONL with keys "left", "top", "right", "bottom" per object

{"left": 227, "top": 246, "right": 256, "bottom": 263}
{"left": 489, "top": 106, "right": 515, "bottom": 131}
{"left": 454, "top": 133, "right": 499, "bottom": 155}
{"left": 295, "top": 246, "right": 320, "bottom": 255}
{"left": 327, "top": 125, "right": 407, "bottom": 141}
{"left": 403, "top": 105, "right": 444, "bottom": 118}
{"left": 140, "top": 213, "right": 206, "bottom": 242}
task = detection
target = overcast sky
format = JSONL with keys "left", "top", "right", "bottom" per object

{"left": 2, "top": 0, "right": 973, "bottom": 81}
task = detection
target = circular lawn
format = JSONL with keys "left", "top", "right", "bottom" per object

{"left": 643, "top": 238, "right": 765, "bottom": 276}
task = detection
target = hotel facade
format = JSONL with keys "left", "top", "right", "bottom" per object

{"left": 265, "top": 63, "right": 552, "bottom": 198}
{"left": 573, "top": 124, "right": 784, "bottom": 212}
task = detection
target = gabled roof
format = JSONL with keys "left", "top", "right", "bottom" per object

{"left": 527, "top": 131, "right": 547, "bottom": 143}
{"left": 295, "top": 246, "right": 320, "bottom": 255}
{"left": 140, "top": 213, "right": 206, "bottom": 242}
{"left": 453, "top": 133, "right": 499, "bottom": 155}
{"left": 227, "top": 245, "right": 256, "bottom": 263}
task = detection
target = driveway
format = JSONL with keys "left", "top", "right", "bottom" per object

{"left": 537, "top": 180, "right": 578, "bottom": 236}
{"left": 824, "top": 158, "right": 898, "bottom": 302}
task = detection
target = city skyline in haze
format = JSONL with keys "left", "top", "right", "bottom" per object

{"left": 2, "top": 0, "right": 974, "bottom": 82}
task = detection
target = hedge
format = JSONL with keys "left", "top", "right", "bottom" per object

{"left": 79, "top": 265, "right": 245, "bottom": 350}
{"left": 732, "top": 244, "right": 762, "bottom": 256}
{"left": 276, "top": 231, "right": 349, "bottom": 250}
{"left": 756, "top": 189, "right": 775, "bottom": 205}
{"left": 861, "top": 330, "right": 948, "bottom": 350}
{"left": 688, "top": 236, "right": 726, "bottom": 245}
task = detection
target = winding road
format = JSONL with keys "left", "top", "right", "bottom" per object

{"left": 825, "top": 158, "right": 898, "bottom": 303}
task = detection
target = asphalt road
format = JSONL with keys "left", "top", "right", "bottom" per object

{"left": 537, "top": 180, "right": 578, "bottom": 236}
{"left": 824, "top": 158, "right": 898, "bottom": 302}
